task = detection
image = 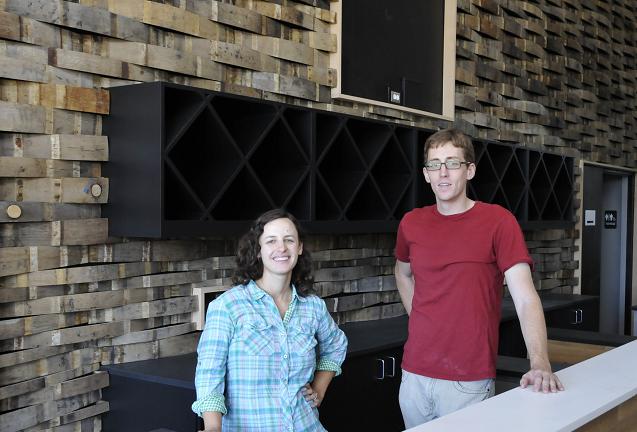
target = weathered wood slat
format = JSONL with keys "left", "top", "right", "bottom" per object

{"left": 0, "top": 218, "right": 107, "bottom": 248}
{"left": 0, "top": 177, "right": 108, "bottom": 203}
{"left": 1, "top": 134, "right": 109, "bottom": 161}
{"left": 101, "top": 331, "right": 199, "bottom": 364}
{"left": 0, "top": 348, "right": 100, "bottom": 387}
{"left": 108, "top": 322, "right": 194, "bottom": 345}
{"left": 332, "top": 302, "right": 405, "bottom": 325}
{"left": 0, "top": 157, "right": 100, "bottom": 178}
{"left": 244, "top": 0, "right": 314, "bottom": 30}
{"left": 0, "top": 390, "right": 101, "bottom": 432}
{"left": 0, "top": 201, "right": 101, "bottom": 223}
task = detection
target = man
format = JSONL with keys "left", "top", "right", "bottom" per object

{"left": 394, "top": 128, "right": 564, "bottom": 428}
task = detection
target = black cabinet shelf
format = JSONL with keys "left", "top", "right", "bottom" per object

{"left": 103, "top": 81, "right": 575, "bottom": 238}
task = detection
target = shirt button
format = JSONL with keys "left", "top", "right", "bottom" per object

{"left": 283, "top": 354, "right": 288, "bottom": 359}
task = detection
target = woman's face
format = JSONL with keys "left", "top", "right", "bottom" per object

{"left": 258, "top": 217, "right": 303, "bottom": 278}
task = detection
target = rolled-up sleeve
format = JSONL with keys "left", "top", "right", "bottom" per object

{"left": 315, "top": 299, "right": 347, "bottom": 376}
{"left": 191, "top": 298, "right": 233, "bottom": 416}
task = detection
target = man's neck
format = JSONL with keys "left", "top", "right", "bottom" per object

{"left": 436, "top": 197, "right": 475, "bottom": 216}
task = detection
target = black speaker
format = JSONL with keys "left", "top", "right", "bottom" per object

{"left": 337, "top": 0, "right": 448, "bottom": 116}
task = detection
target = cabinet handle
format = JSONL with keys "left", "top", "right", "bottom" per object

{"left": 384, "top": 356, "right": 396, "bottom": 378}
{"left": 577, "top": 309, "right": 583, "bottom": 324}
{"left": 375, "top": 358, "right": 385, "bottom": 380}
{"left": 570, "top": 309, "right": 578, "bottom": 325}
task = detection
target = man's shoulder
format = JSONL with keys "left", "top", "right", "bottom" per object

{"left": 400, "top": 205, "right": 434, "bottom": 222}
{"left": 475, "top": 202, "right": 516, "bottom": 219}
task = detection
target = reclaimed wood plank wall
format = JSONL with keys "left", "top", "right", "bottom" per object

{"left": 0, "top": 0, "right": 634, "bottom": 430}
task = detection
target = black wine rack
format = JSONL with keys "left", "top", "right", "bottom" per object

{"left": 103, "top": 82, "right": 574, "bottom": 238}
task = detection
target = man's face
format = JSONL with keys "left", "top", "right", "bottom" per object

{"left": 423, "top": 142, "right": 475, "bottom": 205}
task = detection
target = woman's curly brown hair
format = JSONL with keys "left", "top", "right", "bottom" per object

{"left": 233, "top": 209, "right": 314, "bottom": 296}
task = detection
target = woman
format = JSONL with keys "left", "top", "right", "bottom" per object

{"left": 192, "top": 209, "right": 348, "bottom": 432}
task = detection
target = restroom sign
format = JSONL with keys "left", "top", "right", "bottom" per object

{"left": 604, "top": 210, "right": 617, "bottom": 229}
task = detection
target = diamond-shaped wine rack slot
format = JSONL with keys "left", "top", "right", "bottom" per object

{"left": 211, "top": 95, "right": 278, "bottom": 155}
{"left": 471, "top": 148, "right": 499, "bottom": 203}
{"left": 210, "top": 167, "right": 273, "bottom": 220}
{"left": 554, "top": 159, "right": 574, "bottom": 220}
{"left": 346, "top": 177, "right": 389, "bottom": 219}
{"left": 528, "top": 152, "right": 552, "bottom": 221}
{"left": 541, "top": 154, "right": 568, "bottom": 220}
{"left": 317, "top": 128, "right": 366, "bottom": 218}
{"left": 281, "top": 107, "right": 312, "bottom": 157}
{"left": 165, "top": 105, "right": 242, "bottom": 221}
{"left": 346, "top": 118, "right": 392, "bottom": 165}
{"left": 316, "top": 112, "right": 345, "bottom": 157}
{"left": 371, "top": 134, "right": 413, "bottom": 216}
{"left": 503, "top": 149, "right": 528, "bottom": 218}
{"left": 250, "top": 117, "right": 310, "bottom": 208}
{"left": 164, "top": 87, "right": 210, "bottom": 145}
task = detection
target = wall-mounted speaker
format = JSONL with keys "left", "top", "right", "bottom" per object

{"left": 330, "top": 0, "right": 456, "bottom": 120}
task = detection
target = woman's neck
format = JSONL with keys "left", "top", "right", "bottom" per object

{"left": 256, "top": 274, "right": 292, "bottom": 302}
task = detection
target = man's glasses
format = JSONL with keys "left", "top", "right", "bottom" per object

{"left": 424, "top": 159, "right": 472, "bottom": 171}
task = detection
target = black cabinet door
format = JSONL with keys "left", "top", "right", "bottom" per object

{"left": 319, "top": 347, "right": 405, "bottom": 432}
{"left": 545, "top": 299, "right": 599, "bottom": 332}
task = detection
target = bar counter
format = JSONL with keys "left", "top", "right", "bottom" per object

{"left": 406, "top": 339, "right": 637, "bottom": 431}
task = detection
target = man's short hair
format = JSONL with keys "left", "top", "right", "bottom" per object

{"left": 423, "top": 128, "right": 476, "bottom": 164}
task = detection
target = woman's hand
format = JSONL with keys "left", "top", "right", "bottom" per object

{"left": 303, "top": 383, "right": 323, "bottom": 407}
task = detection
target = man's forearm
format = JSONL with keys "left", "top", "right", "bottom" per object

{"left": 517, "top": 296, "right": 551, "bottom": 369}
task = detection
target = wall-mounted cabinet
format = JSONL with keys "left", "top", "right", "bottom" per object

{"left": 103, "top": 82, "right": 575, "bottom": 238}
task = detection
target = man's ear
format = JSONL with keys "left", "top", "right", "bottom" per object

{"left": 466, "top": 163, "right": 476, "bottom": 181}
{"left": 423, "top": 167, "right": 431, "bottom": 184}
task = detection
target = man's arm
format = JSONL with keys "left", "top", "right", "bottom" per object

{"left": 505, "top": 262, "right": 564, "bottom": 393}
{"left": 395, "top": 260, "right": 414, "bottom": 316}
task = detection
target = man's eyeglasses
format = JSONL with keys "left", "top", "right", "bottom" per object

{"left": 424, "top": 159, "right": 472, "bottom": 171}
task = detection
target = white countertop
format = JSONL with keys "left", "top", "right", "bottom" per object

{"left": 406, "top": 340, "right": 637, "bottom": 432}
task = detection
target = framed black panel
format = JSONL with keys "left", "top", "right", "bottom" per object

{"left": 331, "top": 0, "right": 457, "bottom": 120}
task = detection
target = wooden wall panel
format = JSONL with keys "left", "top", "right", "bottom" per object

{"left": 0, "top": 0, "right": 633, "bottom": 430}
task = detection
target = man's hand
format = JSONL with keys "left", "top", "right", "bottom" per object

{"left": 520, "top": 367, "right": 564, "bottom": 393}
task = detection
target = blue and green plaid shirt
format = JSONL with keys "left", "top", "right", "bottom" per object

{"left": 192, "top": 281, "right": 348, "bottom": 431}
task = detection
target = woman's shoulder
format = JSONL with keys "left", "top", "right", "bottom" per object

{"left": 212, "top": 283, "right": 253, "bottom": 305}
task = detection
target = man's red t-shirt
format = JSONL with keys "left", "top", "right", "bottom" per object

{"left": 395, "top": 202, "right": 533, "bottom": 381}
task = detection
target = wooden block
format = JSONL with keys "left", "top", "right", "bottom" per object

{"left": 37, "top": 83, "right": 109, "bottom": 114}
{"left": 251, "top": 71, "right": 317, "bottom": 100}
{"left": 211, "top": 40, "right": 277, "bottom": 72}
{"left": 146, "top": 44, "right": 223, "bottom": 81}
{"left": 109, "top": 322, "right": 194, "bottom": 345}
{"left": 0, "top": 218, "right": 107, "bottom": 247}
{"left": 247, "top": 1, "right": 314, "bottom": 30}
{"left": 102, "top": 332, "right": 199, "bottom": 364}
{"left": 0, "top": 9, "right": 21, "bottom": 41}
{"left": 248, "top": 35, "right": 314, "bottom": 65}
{"left": 308, "top": 31, "right": 336, "bottom": 52}
{"left": 5, "top": 0, "right": 148, "bottom": 43}
{"left": 0, "top": 201, "right": 100, "bottom": 223}
{"left": 0, "top": 177, "right": 108, "bottom": 203}
{"left": 0, "top": 347, "right": 100, "bottom": 387}
{"left": 143, "top": 0, "right": 220, "bottom": 40}
{"left": 8, "top": 134, "right": 109, "bottom": 161}
{"left": 186, "top": 0, "right": 261, "bottom": 34}
{"left": 333, "top": 302, "right": 405, "bottom": 325}
{"left": 52, "top": 322, "right": 125, "bottom": 346}
{"left": 0, "top": 101, "right": 47, "bottom": 134}
{"left": 0, "top": 55, "right": 48, "bottom": 83}
{"left": 48, "top": 48, "right": 128, "bottom": 80}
